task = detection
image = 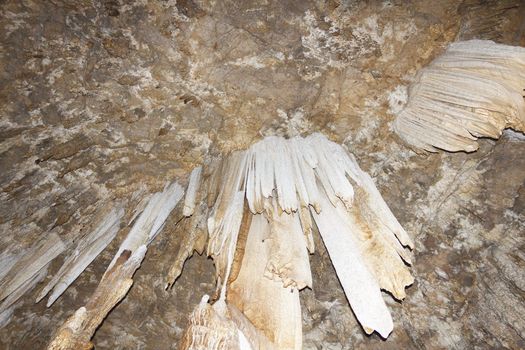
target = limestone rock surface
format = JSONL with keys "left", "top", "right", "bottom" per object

{"left": 0, "top": 0, "right": 524, "bottom": 349}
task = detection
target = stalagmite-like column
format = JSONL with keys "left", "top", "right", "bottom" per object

{"left": 179, "top": 296, "right": 275, "bottom": 350}
{"left": 47, "top": 247, "right": 146, "bottom": 350}
{"left": 165, "top": 167, "right": 208, "bottom": 290}
{"left": 394, "top": 40, "right": 525, "bottom": 152}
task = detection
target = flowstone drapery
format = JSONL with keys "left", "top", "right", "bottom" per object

{"left": 394, "top": 40, "right": 525, "bottom": 152}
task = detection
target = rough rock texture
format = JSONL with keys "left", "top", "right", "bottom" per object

{"left": 0, "top": 0, "right": 524, "bottom": 349}
{"left": 393, "top": 40, "right": 525, "bottom": 153}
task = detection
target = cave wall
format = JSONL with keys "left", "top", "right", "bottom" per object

{"left": 0, "top": 0, "right": 524, "bottom": 349}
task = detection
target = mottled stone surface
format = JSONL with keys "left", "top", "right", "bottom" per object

{"left": 0, "top": 0, "right": 524, "bottom": 349}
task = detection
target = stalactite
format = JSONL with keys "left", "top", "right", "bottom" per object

{"left": 47, "top": 182, "right": 183, "bottom": 349}
{"left": 0, "top": 232, "right": 65, "bottom": 324}
{"left": 10, "top": 133, "right": 411, "bottom": 347}
{"left": 177, "top": 133, "right": 413, "bottom": 347}
{"left": 36, "top": 204, "right": 125, "bottom": 307}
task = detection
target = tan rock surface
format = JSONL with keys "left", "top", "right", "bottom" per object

{"left": 0, "top": 0, "right": 524, "bottom": 349}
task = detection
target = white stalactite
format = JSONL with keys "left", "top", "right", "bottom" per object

{"left": 36, "top": 204, "right": 125, "bottom": 307}
{"left": 0, "top": 232, "right": 65, "bottom": 321}
{"left": 183, "top": 166, "right": 202, "bottom": 217}
{"left": 13, "top": 131, "right": 411, "bottom": 347}
{"left": 229, "top": 214, "right": 303, "bottom": 350}
{"left": 180, "top": 132, "right": 413, "bottom": 347}
{"left": 106, "top": 181, "right": 184, "bottom": 272}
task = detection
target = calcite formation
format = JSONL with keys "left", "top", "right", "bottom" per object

{"left": 394, "top": 40, "right": 525, "bottom": 152}
{"left": 36, "top": 205, "right": 125, "bottom": 307}
{"left": 180, "top": 296, "right": 275, "bottom": 350}
{"left": 176, "top": 133, "right": 413, "bottom": 349}
{"left": 0, "top": 232, "right": 65, "bottom": 325}
{"left": 46, "top": 182, "right": 184, "bottom": 349}
{"left": 36, "top": 133, "right": 412, "bottom": 349}
{"left": 46, "top": 247, "right": 147, "bottom": 350}
{"left": 26, "top": 126, "right": 525, "bottom": 348}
